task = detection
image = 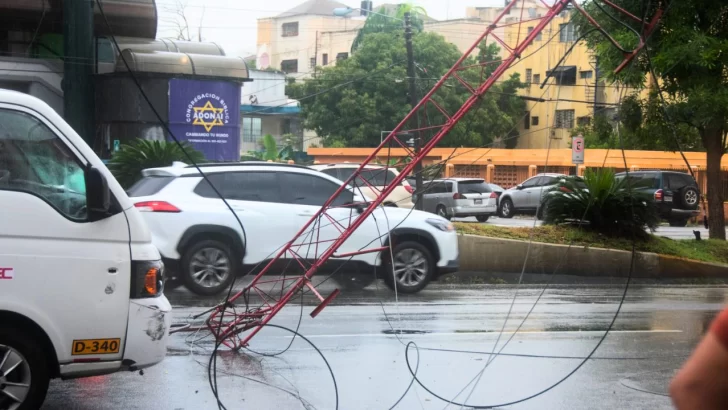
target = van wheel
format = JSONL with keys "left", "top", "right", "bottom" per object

{"left": 669, "top": 218, "right": 689, "bottom": 227}
{"left": 0, "top": 329, "right": 49, "bottom": 410}
{"left": 476, "top": 215, "right": 490, "bottom": 223}
{"left": 181, "top": 239, "right": 238, "bottom": 296}
{"left": 436, "top": 205, "right": 451, "bottom": 220}
{"left": 382, "top": 241, "right": 434, "bottom": 294}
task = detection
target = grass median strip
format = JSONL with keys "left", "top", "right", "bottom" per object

{"left": 454, "top": 223, "right": 728, "bottom": 265}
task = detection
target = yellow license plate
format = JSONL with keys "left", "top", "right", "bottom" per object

{"left": 72, "top": 338, "right": 121, "bottom": 355}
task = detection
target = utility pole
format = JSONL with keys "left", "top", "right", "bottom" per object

{"left": 63, "top": 0, "right": 95, "bottom": 145}
{"left": 404, "top": 11, "right": 423, "bottom": 210}
{"left": 593, "top": 55, "right": 599, "bottom": 117}
{"left": 314, "top": 31, "right": 318, "bottom": 78}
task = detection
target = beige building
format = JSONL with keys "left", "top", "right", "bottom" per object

{"left": 256, "top": 0, "right": 365, "bottom": 78}
{"left": 256, "top": 0, "right": 553, "bottom": 78}
{"left": 500, "top": 13, "right": 628, "bottom": 149}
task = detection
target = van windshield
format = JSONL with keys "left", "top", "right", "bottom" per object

{"left": 458, "top": 181, "right": 491, "bottom": 194}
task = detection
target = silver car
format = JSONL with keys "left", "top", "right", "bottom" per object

{"left": 498, "top": 173, "right": 567, "bottom": 218}
{"left": 418, "top": 178, "right": 498, "bottom": 222}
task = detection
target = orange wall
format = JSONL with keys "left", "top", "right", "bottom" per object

{"left": 307, "top": 148, "right": 720, "bottom": 170}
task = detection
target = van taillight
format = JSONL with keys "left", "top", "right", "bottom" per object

{"left": 453, "top": 193, "right": 465, "bottom": 200}
{"left": 134, "top": 201, "right": 181, "bottom": 212}
{"left": 404, "top": 185, "right": 414, "bottom": 194}
{"left": 131, "top": 260, "right": 164, "bottom": 298}
{"left": 489, "top": 192, "right": 498, "bottom": 198}
{"left": 655, "top": 189, "right": 663, "bottom": 201}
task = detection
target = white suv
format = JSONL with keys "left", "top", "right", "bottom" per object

{"left": 310, "top": 163, "right": 414, "bottom": 208}
{"left": 129, "top": 162, "right": 459, "bottom": 295}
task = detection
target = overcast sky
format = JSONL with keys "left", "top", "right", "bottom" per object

{"left": 155, "top": 0, "right": 506, "bottom": 58}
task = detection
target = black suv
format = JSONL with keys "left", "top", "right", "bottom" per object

{"left": 615, "top": 171, "right": 700, "bottom": 227}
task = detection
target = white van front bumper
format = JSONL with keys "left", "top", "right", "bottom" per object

{"left": 124, "top": 296, "right": 172, "bottom": 370}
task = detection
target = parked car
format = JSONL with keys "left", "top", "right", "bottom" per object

{"left": 498, "top": 173, "right": 569, "bottom": 218}
{"left": 615, "top": 170, "right": 700, "bottom": 226}
{"left": 310, "top": 163, "right": 414, "bottom": 208}
{"left": 0, "top": 89, "right": 171, "bottom": 410}
{"left": 417, "top": 178, "right": 498, "bottom": 222}
{"left": 129, "top": 162, "right": 459, "bottom": 295}
{"left": 488, "top": 183, "right": 505, "bottom": 207}
{"left": 536, "top": 175, "right": 588, "bottom": 220}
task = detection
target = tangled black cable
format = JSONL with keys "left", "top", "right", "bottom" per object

{"left": 375, "top": 7, "right": 666, "bottom": 408}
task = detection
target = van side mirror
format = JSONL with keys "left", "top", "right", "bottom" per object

{"left": 86, "top": 167, "right": 110, "bottom": 214}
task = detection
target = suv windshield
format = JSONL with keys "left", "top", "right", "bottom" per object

{"left": 128, "top": 176, "right": 175, "bottom": 197}
{"left": 338, "top": 167, "right": 400, "bottom": 187}
{"left": 457, "top": 181, "right": 491, "bottom": 194}
{"left": 617, "top": 173, "right": 661, "bottom": 189}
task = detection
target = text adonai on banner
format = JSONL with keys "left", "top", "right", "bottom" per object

{"left": 168, "top": 79, "right": 241, "bottom": 161}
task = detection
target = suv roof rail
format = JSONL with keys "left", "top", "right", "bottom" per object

{"left": 184, "top": 161, "right": 311, "bottom": 170}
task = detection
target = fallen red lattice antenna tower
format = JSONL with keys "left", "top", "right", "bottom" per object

{"left": 200, "top": 0, "right": 663, "bottom": 349}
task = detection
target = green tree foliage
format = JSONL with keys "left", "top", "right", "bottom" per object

{"left": 574, "top": 0, "right": 728, "bottom": 239}
{"left": 576, "top": 93, "right": 701, "bottom": 150}
{"left": 544, "top": 168, "right": 660, "bottom": 238}
{"left": 108, "top": 139, "right": 205, "bottom": 188}
{"left": 351, "top": 3, "right": 427, "bottom": 52}
{"left": 287, "top": 31, "right": 526, "bottom": 148}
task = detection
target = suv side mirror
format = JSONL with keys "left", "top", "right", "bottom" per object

{"left": 516, "top": 184, "right": 523, "bottom": 190}
{"left": 86, "top": 167, "right": 110, "bottom": 214}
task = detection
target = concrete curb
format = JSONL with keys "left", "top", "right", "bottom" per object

{"left": 457, "top": 234, "right": 728, "bottom": 278}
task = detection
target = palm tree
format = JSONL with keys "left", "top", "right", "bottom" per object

{"left": 351, "top": 3, "right": 428, "bottom": 53}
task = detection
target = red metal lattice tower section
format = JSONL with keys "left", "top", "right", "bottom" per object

{"left": 204, "top": 0, "right": 663, "bottom": 349}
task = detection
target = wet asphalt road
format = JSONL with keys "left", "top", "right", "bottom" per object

{"left": 457, "top": 215, "right": 717, "bottom": 240}
{"left": 43, "top": 281, "right": 728, "bottom": 410}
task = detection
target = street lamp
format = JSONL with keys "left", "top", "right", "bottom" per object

{"left": 333, "top": 7, "right": 424, "bottom": 210}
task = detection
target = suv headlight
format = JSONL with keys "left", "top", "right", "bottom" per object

{"left": 426, "top": 218, "right": 455, "bottom": 232}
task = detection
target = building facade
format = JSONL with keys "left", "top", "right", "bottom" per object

{"left": 256, "top": 0, "right": 365, "bottom": 78}
{"left": 240, "top": 69, "right": 302, "bottom": 154}
{"left": 501, "top": 12, "right": 626, "bottom": 149}
{"left": 0, "top": 0, "right": 248, "bottom": 161}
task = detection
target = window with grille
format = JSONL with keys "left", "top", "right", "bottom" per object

{"left": 282, "top": 22, "right": 299, "bottom": 37}
{"left": 527, "top": 26, "right": 542, "bottom": 41}
{"left": 533, "top": 73, "right": 541, "bottom": 84}
{"left": 322, "top": 53, "right": 328, "bottom": 66}
{"left": 336, "top": 52, "right": 348, "bottom": 61}
{"left": 310, "top": 57, "right": 316, "bottom": 69}
{"left": 525, "top": 69, "right": 532, "bottom": 83}
{"left": 532, "top": 116, "right": 539, "bottom": 126}
{"left": 577, "top": 116, "right": 591, "bottom": 126}
{"left": 580, "top": 70, "right": 593, "bottom": 79}
{"left": 554, "top": 110, "right": 575, "bottom": 129}
{"left": 281, "top": 59, "right": 298, "bottom": 73}
{"left": 242, "top": 117, "right": 262, "bottom": 143}
{"left": 559, "top": 23, "right": 576, "bottom": 42}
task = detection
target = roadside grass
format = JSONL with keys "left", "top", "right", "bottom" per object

{"left": 454, "top": 222, "right": 728, "bottom": 265}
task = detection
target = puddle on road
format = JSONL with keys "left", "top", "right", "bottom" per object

{"left": 381, "top": 329, "right": 431, "bottom": 335}
{"left": 545, "top": 323, "right": 652, "bottom": 332}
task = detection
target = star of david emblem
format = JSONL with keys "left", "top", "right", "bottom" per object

{"left": 192, "top": 101, "right": 224, "bottom": 132}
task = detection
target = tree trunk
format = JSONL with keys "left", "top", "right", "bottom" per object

{"left": 704, "top": 131, "right": 726, "bottom": 240}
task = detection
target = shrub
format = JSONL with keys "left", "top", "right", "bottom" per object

{"left": 108, "top": 139, "right": 205, "bottom": 188}
{"left": 543, "top": 168, "right": 660, "bottom": 238}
